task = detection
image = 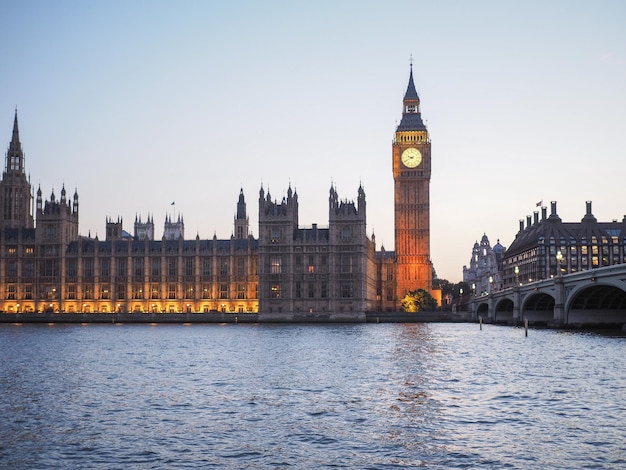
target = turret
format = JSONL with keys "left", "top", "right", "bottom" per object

{"left": 0, "top": 109, "right": 34, "bottom": 229}
{"left": 234, "top": 188, "right": 249, "bottom": 239}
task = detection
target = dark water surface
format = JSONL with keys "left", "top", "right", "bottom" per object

{"left": 0, "top": 322, "right": 624, "bottom": 469}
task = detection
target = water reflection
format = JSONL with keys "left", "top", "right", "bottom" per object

{"left": 0, "top": 323, "right": 624, "bottom": 468}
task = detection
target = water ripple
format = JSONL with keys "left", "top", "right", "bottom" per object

{"left": 0, "top": 323, "right": 624, "bottom": 468}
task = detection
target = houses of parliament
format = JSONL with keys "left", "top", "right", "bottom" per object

{"left": 0, "top": 68, "right": 434, "bottom": 318}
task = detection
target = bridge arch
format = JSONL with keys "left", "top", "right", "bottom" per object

{"left": 494, "top": 298, "right": 514, "bottom": 323}
{"left": 566, "top": 282, "right": 626, "bottom": 325}
{"left": 476, "top": 301, "right": 489, "bottom": 319}
{"left": 521, "top": 292, "right": 555, "bottom": 324}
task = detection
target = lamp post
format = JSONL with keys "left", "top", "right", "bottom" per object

{"left": 514, "top": 266, "right": 519, "bottom": 286}
{"left": 556, "top": 250, "right": 564, "bottom": 277}
{"left": 488, "top": 275, "right": 494, "bottom": 294}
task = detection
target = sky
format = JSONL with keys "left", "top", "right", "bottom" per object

{"left": 1, "top": 0, "right": 625, "bottom": 282}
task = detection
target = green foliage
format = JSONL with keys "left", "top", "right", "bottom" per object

{"left": 401, "top": 289, "right": 438, "bottom": 312}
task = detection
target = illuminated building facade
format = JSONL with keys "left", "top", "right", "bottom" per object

{"left": 502, "top": 201, "right": 626, "bottom": 287}
{"left": 392, "top": 64, "right": 433, "bottom": 300}
{"left": 0, "top": 69, "right": 431, "bottom": 315}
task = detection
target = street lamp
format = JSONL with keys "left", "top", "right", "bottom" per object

{"left": 556, "top": 250, "right": 564, "bottom": 277}
{"left": 488, "top": 275, "right": 494, "bottom": 293}
{"left": 514, "top": 266, "right": 519, "bottom": 286}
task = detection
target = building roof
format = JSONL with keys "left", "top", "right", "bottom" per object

{"left": 505, "top": 202, "right": 626, "bottom": 258}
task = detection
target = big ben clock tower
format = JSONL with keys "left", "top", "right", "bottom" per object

{"left": 393, "top": 65, "right": 432, "bottom": 301}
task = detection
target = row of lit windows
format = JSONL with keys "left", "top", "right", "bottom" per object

{"left": 4, "top": 283, "right": 256, "bottom": 301}
{"left": 270, "top": 254, "right": 360, "bottom": 274}
{"left": 3, "top": 246, "right": 34, "bottom": 255}
{"left": 269, "top": 282, "right": 353, "bottom": 299}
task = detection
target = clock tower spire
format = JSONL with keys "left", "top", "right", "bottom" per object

{"left": 392, "top": 66, "right": 432, "bottom": 302}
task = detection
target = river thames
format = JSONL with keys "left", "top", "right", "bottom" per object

{"left": 1, "top": 322, "right": 624, "bottom": 469}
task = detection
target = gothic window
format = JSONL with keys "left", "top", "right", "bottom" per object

{"left": 151, "top": 259, "right": 160, "bottom": 277}
{"left": 66, "top": 284, "right": 76, "bottom": 300}
{"left": 185, "top": 258, "right": 194, "bottom": 276}
{"left": 6, "top": 261, "right": 17, "bottom": 277}
{"left": 386, "top": 287, "right": 394, "bottom": 301}
{"left": 341, "top": 255, "right": 352, "bottom": 273}
{"left": 168, "top": 284, "right": 177, "bottom": 299}
{"left": 270, "top": 256, "right": 281, "bottom": 274}
{"left": 202, "top": 284, "right": 211, "bottom": 299}
{"left": 116, "top": 284, "right": 125, "bottom": 300}
{"left": 270, "top": 284, "right": 281, "bottom": 298}
{"left": 83, "top": 286, "right": 93, "bottom": 299}
{"left": 321, "top": 282, "right": 327, "bottom": 299}
{"left": 168, "top": 258, "right": 177, "bottom": 276}
{"left": 219, "top": 260, "right": 228, "bottom": 277}
{"left": 308, "top": 283, "right": 314, "bottom": 298}
{"left": 151, "top": 284, "right": 160, "bottom": 299}
{"left": 202, "top": 258, "right": 211, "bottom": 276}
{"left": 237, "top": 284, "right": 245, "bottom": 299}
{"left": 236, "top": 258, "right": 245, "bottom": 277}
{"left": 67, "top": 260, "right": 77, "bottom": 277}
{"left": 100, "top": 259, "right": 110, "bottom": 277}
{"left": 6, "top": 285, "right": 16, "bottom": 300}
{"left": 83, "top": 259, "right": 94, "bottom": 278}
{"left": 23, "top": 285, "right": 33, "bottom": 300}
{"left": 132, "top": 284, "right": 143, "bottom": 299}
{"left": 219, "top": 283, "right": 228, "bottom": 299}
{"left": 117, "top": 258, "right": 127, "bottom": 277}
{"left": 100, "top": 286, "right": 110, "bottom": 300}
{"left": 295, "top": 282, "right": 301, "bottom": 298}
{"left": 341, "top": 284, "right": 353, "bottom": 298}
{"left": 184, "top": 284, "right": 194, "bottom": 299}
{"left": 133, "top": 258, "right": 144, "bottom": 277}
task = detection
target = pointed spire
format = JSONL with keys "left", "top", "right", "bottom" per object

{"left": 236, "top": 188, "right": 247, "bottom": 220}
{"left": 11, "top": 108, "right": 20, "bottom": 144}
{"left": 397, "top": 64, "right": 427, "bottom": 131}
{"left": 404, "top": 62, "right": 419, "bottom": 102}
{"left": 6, "top": 108, "right": 25, "bottom": 174}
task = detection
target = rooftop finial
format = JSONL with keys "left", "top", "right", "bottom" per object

{"left": 409, "top": 53, "right": 413, "bottom": 68}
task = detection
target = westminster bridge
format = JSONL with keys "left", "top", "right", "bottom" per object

{"left": 464, "top": 264, "right": 626, "bottom": 327}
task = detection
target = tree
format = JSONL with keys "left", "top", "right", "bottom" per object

{"left": 401, "top": 289, "right": 438, "bottom": 312}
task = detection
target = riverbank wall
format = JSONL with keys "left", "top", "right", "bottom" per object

{"left": 0, "top": 311, "right": 456, "bottom": 324}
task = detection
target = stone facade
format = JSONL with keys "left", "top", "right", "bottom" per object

{"left": 463, "top": 234, "right": 505, "bottom": 295}
{"left": 0, "top": 69, "right": 434, "bottom": 315}
{"left": 392, "top": 65, "right": 433, "bottom": 299}
{"left": 502, "top": 201, "right": 626, "bottom": 287}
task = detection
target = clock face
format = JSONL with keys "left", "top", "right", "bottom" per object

{"left": 401, "top": 148, "right": 422, "bottom": 168}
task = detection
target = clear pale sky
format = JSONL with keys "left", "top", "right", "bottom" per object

{"left": 1, "top": 1, "right": 625, "bottom": 282}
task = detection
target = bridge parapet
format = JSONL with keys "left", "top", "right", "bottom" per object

{"left": 465, "top": 264, "right": 626, "bottom": 327}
